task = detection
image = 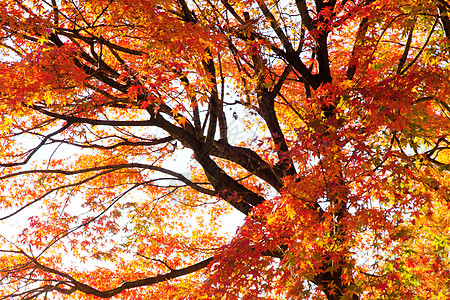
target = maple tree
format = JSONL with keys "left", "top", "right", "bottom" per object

{"left": 0, "top": 0, "right": 450, "bottom": 299}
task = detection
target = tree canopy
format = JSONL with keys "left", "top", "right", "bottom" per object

{"left": 0, "top": 0, "right": 450, "bottom": 299}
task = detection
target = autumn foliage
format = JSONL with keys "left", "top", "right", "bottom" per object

{"left": 0, "top": 0, "right": 450, "bottom": 299}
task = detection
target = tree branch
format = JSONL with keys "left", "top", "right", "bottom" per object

{"left": 0, "top": 122, "right": 72, "bottom": 167}
{"left": 31, "top": 257, "right": 214, "bottom": 298}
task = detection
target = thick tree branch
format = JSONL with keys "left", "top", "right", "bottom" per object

{"left": 31, "top": 257, "right": 214, "bottom": 298}
{"left": 211, "top": 140, "right": 284, "bottom": 191}
{"left": 203, "top": 59, "right": 220, "bottom": 152}
{"left": 397, "top": 19, "right": 416, "bottom": 74}
{"left": 295, "top": 0, "right": 314, "bottom": 30}
{"left": 22, "top": 246, "right": 286, "bottom": 299}
{"left": 400, "top": 17, "right": 439, "bottom": 75}
{"left": 217, "top": 52, "right": 228, "bottom": 142}
{"left": 48, "top": 33, "right": 129, "bottom": 92}
{"left": 177, "top": 0, "right": 197, "bottom": 23}
{"left": 220, "top": 0, "right": 245, "bottom": 24}
{"left": 274, "top": 47, "right": 321, "bottom": 89}
{"left": 258, "top": 1, "right": 295, "bottom": 54}
{"left": 347, "top": 16, "right": 370, "bottom": 80}
{"left": 257, "top": 87, "right": 296, "bottom": 176}
{"left": 149, "top": 113, "right": 266, "bottom": 214}
{"left": 438, "top": 4, "right": 450, "bottom": 38}
{"left": 56, "top": 29, "right": 146, "bottom": 56}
